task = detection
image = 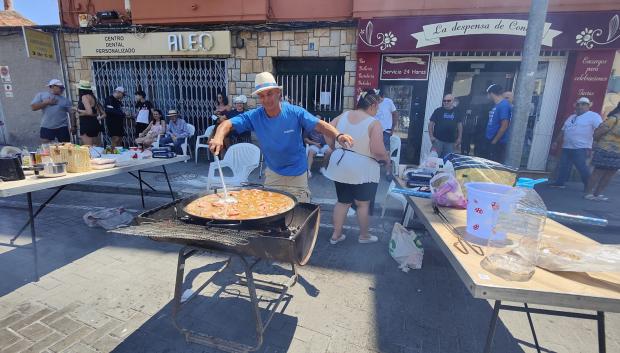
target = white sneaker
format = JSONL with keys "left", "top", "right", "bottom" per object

{"left": 359, "top": 235, "right": 379, "bottom": 244}
{"left": 595, "top": 195, "right": 609, "bottom": 201}
{"left": 330, "top": 234, "right": 346, "bottom": 245}
{"left": 319, "top": 167, "right": 327, "bottom": 175}
{"left": 584, "top": 194, "right": 596, "bottom": 200}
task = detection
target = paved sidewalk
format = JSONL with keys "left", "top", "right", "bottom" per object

{"left": 536, "top": 174, "right": 620, "bottom": 243}
{"left": 0, "top": 161, "right": 618, "bottom": 353}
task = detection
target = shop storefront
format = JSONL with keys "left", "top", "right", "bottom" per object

{"left": 70, "top": 31, "right": 231, "bottom": 144}
{"left": 355, "top": 12, "right": 620, "bottom": 169}
{"left": 63, "top": 26, "right": 358, "bottom": 145}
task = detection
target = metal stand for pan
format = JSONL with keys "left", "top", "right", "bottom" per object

{"left": 172, "top": 247, "right": 298, "bottom": 353}
{"left": 112, "top": 200, "right": 320, "bottom": 353}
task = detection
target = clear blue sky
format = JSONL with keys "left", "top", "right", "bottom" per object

{"left": 13, "top": 0, "right": 60, "bottom": 25}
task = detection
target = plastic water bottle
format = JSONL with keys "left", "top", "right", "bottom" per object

{"left": 21, "top": 147, "right": 31, "bottom": 167}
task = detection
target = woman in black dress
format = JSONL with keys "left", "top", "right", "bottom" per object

{"left": 76, "top": 81, "right": 104, "bottom": 146}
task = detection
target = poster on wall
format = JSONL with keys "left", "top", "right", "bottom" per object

{"left": 380, "top": 54, "right": 430, "bottom": 80}
{"left": 354, "top": 52, "right": 380, "bottom": 96}
{"left": 0, "top": 66, "right": 10, "bottom": 83}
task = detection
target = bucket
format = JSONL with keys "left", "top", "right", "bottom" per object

{"left": 464, "top": 182, "right": 517, "bottom": 243}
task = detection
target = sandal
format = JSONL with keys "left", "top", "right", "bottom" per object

{"left": 330, "top": 234, "right": 346, "bottom": 245}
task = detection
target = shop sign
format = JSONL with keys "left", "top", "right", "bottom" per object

{"left": 79, "top": 31, "right": 231, "bottom": 57}
{"left": 357, "top": 12, "right": 620, "bottom": 52}
{"left": 354, "top": 52, "right": 380, "bottom": 96}
{"left": 411, "top": 19, "right": 561, "bottom": 48}
{"left": 23, "top": 27, "right": 56, "bottom": 61}
{"left": 559, "top": 51, "right": 615, "bottom": 119}
{"left": 380, "top": 54, "right": 429, "bottom": 80}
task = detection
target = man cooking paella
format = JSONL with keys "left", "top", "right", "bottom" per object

{"left": 209, "top": 72, "right": 354, "bottom": 202}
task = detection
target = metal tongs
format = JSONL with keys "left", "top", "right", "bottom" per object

{"left": 432, "top": 203, "right": 484, "bottom": 256}
{"left": 214, "top": 154, "right": 237, "bottom": 204}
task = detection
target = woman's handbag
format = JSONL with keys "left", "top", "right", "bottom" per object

{"left": 594, "top": 116, "right": 619, "bottom": 142}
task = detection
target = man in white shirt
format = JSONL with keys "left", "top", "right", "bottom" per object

{"left": 550, "top": 97, "right": 603, "bottom": 189}
{"left": 375, "top": 90, "right": 399, "bottom": 179}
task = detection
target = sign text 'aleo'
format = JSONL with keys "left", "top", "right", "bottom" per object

{"left": 79, "top": 31, "right": 231, "bottom": 57}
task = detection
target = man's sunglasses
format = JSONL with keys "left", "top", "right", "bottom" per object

{"left": 51, "top": 85, "right": 65, "bottom": 89}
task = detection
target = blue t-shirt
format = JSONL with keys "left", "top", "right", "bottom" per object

{"left": 485, "top": 99, "right": 512, "bottom": 144}
{"left": 230, "top": 103, "right": 319, "bottom": 176}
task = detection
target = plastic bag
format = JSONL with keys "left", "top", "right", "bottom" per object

{"left": 429, "top": 172, "right": 467, "bottom": 209}
{"left": 83, "top": 207, "right": 134, "bottom": 230}
{"left": 389, "top": 223, "right": 424, "bottom": 272}
{"left": 417, "top": 151, "right": 443, "bottom": 173}
{"left": 523, "top": 234, "right": 620, "bottom": 272}
{"left": 479, "top": 187, "right": 545, "bottom": 282}
{"left": 444, "top": 154, "right": 518, "bottom": 197}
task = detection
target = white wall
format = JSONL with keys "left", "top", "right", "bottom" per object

{"left": 0, "top": 30, "right": 63, "bottom": 148}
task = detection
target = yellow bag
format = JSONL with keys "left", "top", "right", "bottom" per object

{"left": 445, "top": 154, "right": 517, "bottom": 197}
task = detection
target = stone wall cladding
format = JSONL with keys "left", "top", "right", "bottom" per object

{"left": 231, "top": 27, "right": 357, "bottom": 109}
{"left": 62, "top": 27, "right": 358, "bottom": 110}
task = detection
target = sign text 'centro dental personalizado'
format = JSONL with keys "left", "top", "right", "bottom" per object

{"left": 412, "top": 19, "right": 562, "bottom": 48}
{"left": 79, "top": 31, "right": 231, "bottom": 57}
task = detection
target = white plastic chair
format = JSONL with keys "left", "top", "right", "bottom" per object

{"left": 389, "top": 135, "right": 401, "bottom": 175}
{"left": 381, "top": 181, "right": 413, "bottom": 225}
{"left": 195, "top": 125, "right": 215, "bottom": 163}
{"left": 306, "top": 144, "right": 325, "bottom": 158}
{"left": 206, "top": 143, "right": 261, "bottom": 190}
{"left": 305, "top": 144, "right": 325, "bottom": 170}
{"left": 180, "top": 124, "right": 196, "bottom": 162}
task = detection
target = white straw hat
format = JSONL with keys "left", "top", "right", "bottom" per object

{"left": 251, "top": 72, "right": 282, "bottom": 96}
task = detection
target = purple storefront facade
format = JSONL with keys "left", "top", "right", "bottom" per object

{"left": 355, "top": 11, "right": 620, "bottom": 169}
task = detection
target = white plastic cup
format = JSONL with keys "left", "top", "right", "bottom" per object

{"left": 464, "top": 182, "right": 515, "bottom": 243}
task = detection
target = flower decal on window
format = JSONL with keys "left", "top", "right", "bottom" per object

{"left": 576, "top": 28, "right": 595, "bottom": 48}
{"left": 575, "top": 15, "right": 620, "bottom": 49}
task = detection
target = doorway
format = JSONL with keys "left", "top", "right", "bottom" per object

{"left": 274, "top": 58, "right": 345, "bottom": 120}
{"left": 444, "top": 61, "right": 519, "bottom": 157}
{"left": 444, "top": 61, "right": 550, "bottom": 167}
{"left": 92, "top": 58, "right": 227, "bottom": 146}
{"left": 380, "top": 81, "right": 428, "bottom": 164}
